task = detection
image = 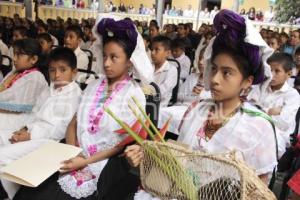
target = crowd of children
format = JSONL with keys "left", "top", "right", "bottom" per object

{"left": 0, "top": 9, "right": 300, "bottom": 200}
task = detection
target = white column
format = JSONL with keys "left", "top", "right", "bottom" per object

{"left": 155, "top": 0, "right": 165, "bottom": 28}
{"left": 24, "top": 0, "right": 33, "bottom": 19}
{"left": 196, "top": 0, "right": 202, "bottom": 30}
{"left": 98, "top": 0, "right": 104, "bottom": 13}
{"left": 233, "top": 0, "right": 239, "bottom": 13}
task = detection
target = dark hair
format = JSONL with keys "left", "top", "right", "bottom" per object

{"left": 103, "top": 37, "right": 135, "bottom": 59}
{"left": 13, "top": 38, "right": 41, "bottom": 58}
{"left": 83, "top": 24, "right": 92, "bottom": 30}
{"left": 37, "top": 33, "right": 53, "bottom": 43}
{"left": 124, "top": 17, "right": 132, "bottom": 21}
{"left": 212, "top": 47, "right": 252, "bottom": 80}
{"left": 142, "top": 34, "right": 150, "bottom": 43}
{"left": 185, "top": 23, "right": 193, "bottom": 30}
{"left": 294, "top": 76, "right": 300, "bottom": 92}
{"left": 267, "top": 53, "right": 294, "bottom": 72}
{"left": 38, "top": 23, "right": 48, "bottom": 31}
{"left": 280, "top": 32, "right": 289, "bottom": 38}
{"left": 178, "top": 23, "right": 188, "bottom": 30}
{"left": 269, "top": 36, "right": 280, "bottom": 44}
{"left": 150, "top": 25, "right": 159, "bottom": 31}
{"left": 212, "top": 9, "right": 263, "bottom": 84}
{"left": 12, "top": 38, "right": 50, "bottom": 81}
{"left": 204, "top": 31, "right": 214, "bottom": 39}
{"left": 151, "top": 35, "right": 171, "bottom": 50}
{"left": 65, "top": 25, "right": 83, "bottom": 39}
{"left": 13, "top": 26, "right": 28, "bottom": 38}
{"left": 48, "top": 47, "right": 77, "bottom": 69}
{"left": 293, "top": 29, "right": 300, "bottom": 38}
{"left": 171, "top": 38, "right": 186, "bottom": 50}
{"left": 149, "top": 19, "right": 158, "bottom": 26}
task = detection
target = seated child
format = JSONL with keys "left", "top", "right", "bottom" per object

{"left": 142, "top": 34, "right": 151, "bottom": 61}
{"left": 0, "top": 52, "right": 3, "bottom": 81}
{"left": 149, "top": 24, "right": 160, "bottom": 39}
{"left": 268, "top": 36, "right": 280, "bottom": 53}
{"left": 126, "top": 10, "right": 279, "bottom": 200}
{"left": 0, "top": 39, "right": 48, "bottom": 133}
{"left": 81, "top": 24, "right": 94, "bottom": 49}
{"left": 151, "top": 35, "right": 177, "bottom": 107}
{"left": 0, "top": 47, "right": 81, "bottom": 199}
{"left": 176, "top": 45, "right": 210, "bottom": 105}
{"left": 248, "top": 53, "right": 300, "bottom": 153}
{"left": 288, "top": 47, "right": 300, "bottom": 87}
{"left": 13, "top": 17, "right": 153, "bottom": 200}
{"left": 37, "top": 22, "right": 59, "bottom": 46}
{"left": 37, "top": 33, "right": 54, "bottom": 55}
{"left": 0, "top": 29, "right": 9, "bottom": 66}
{"left": 171, "top": 38, "right": 191, "bottom": 82}
{"left": 64, "top": 25, "right": 89, "bottom": 83}
{"left": 8, "top": 26, "right": 28, "bottom": 70}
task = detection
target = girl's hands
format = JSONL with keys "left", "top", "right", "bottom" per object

{"left": 60, "top": 155, "right": 87, "bottom": 173}
{"left": 9, "top": 129, "right": 30, "bottom": 143}
{"left": 124, "top": 145, "right": 143, "bottom": 167}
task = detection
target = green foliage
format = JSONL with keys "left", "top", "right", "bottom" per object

{"left": 275, "top": 0, "right": 300, "bottom": 23}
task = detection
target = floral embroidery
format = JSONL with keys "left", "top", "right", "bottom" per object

{"left": 70, "top": 169, "right": 96, "bottom": 187}
{"left": 88, "top": 75, "right": 131, "bottom": 134}
{"left": 87, "top": 144, "right": 97, "bottom": 156}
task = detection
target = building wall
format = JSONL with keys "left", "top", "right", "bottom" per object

{"left": 221, "top": 0, "right": 271, "bottom": 12}
{"left": 117, "top": 0, "right": 271, "bottom": 12}
{"left": 112, "top": 0, "right": 154, "bottom": 9}
{"left": 171, "top": 0, "right": 199, "bottom": 10}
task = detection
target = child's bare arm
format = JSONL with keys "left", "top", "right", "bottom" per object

{"left": 60, "top": 146, "right": 123, "bottom": 172}
{"left": 65, "top": 115, "right": 77, "bottom": 145}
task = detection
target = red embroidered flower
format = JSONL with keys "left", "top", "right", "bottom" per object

{"left": 87, "top": 144, "right": 97, "bottom": 156}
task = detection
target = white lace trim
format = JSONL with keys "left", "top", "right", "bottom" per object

{"left": 57, "top": 160, "right": 108, "bottom": 199}
{"left": 58, "top": 173, "right": 98, "bottom": 199}
{"left": 134, "top": 190, "right": 161, "bottom": 200}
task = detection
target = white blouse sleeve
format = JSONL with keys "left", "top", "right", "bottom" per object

{"left": 0, "top": 71, "right": 48, "bottom": 112}
{"left": 242, "top": 116, "right": 277, "bottom": 175}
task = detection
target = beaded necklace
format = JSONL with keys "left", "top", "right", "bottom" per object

{"left": 0, "top": 68, "right": 38, "bottom": 92}
{"left": 87, "top": 75, "right": 131, "bottom": 134}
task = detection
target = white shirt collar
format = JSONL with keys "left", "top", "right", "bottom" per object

{"left": 175, "top": 53, "right": 186, "bottom": 61}
{"left": 74, "top": 47, "right": 81, "bottom": 57}
{"left": 154, "top": 61, "right": 170, "bottom": 74}
{"left": 50, "top": 81, "right": 79, "bottom": 95}
{"left": 267, "top": 81, "right": 290, "bottom": 93}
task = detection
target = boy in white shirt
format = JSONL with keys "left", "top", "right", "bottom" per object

{"left": 64, "top": 25, "right": 89, "bottom": 83}
{"left": 151, "top": 36, "right": 177, "bottom": 107}
{"left": 37, "top": 22, "right": 59, "bottom": 46}
{"left": 0, "top": 29, "right": 9, "bottom": 79}
{"left": 248, "top": 53, "right": 300, "bottom": 150}
{"left": 8, "top": 26, "right": 28, "bottom": 69}
{"left": 288, "top": 47, "right": 300, "bottom": 87}
{"left": 0, "top": 29, "right": 9, "bottom": 59}
{"left": 171, "top": 38, "right": 191, "bottom": 82}
{"left": 0, "top": 47, "right": 82, "bottom": 199}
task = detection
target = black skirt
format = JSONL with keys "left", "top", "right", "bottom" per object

{"left": 13, "top": 156, "right": 139, "bottom": 200}
{"left": 13, "top": 172, "right": 97, "bottom": 200}
{"left": 97, "top": 156, "right": 140, "bottom": 200}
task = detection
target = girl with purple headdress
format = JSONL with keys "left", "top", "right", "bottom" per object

{"left": 125, "top": 9, "right": 278, "bottom": 200}
{"left": 13, "top": 17, "right": 154, "bottom": 200}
